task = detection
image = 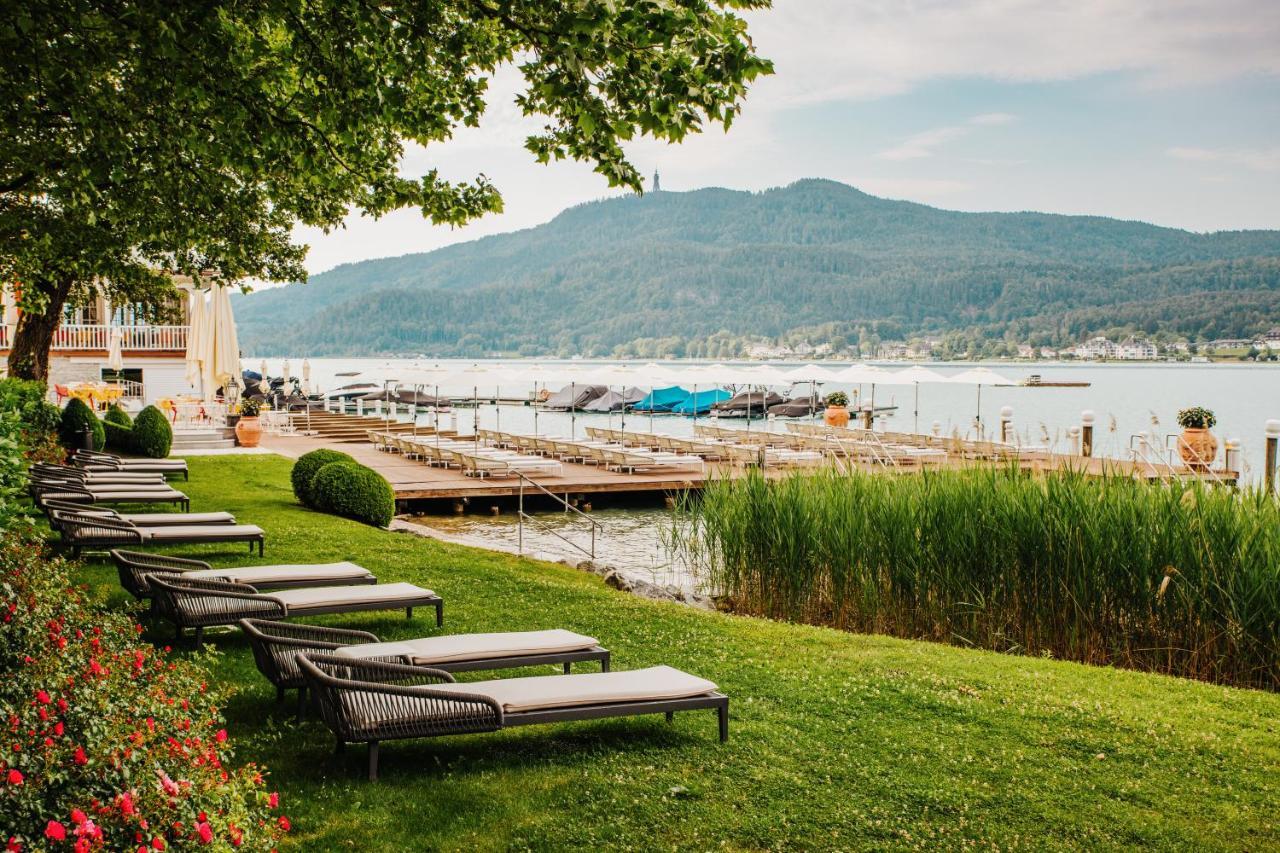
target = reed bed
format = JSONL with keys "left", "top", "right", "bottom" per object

{"left": 669, "top": 468, "right": 1280, "bottom": 689}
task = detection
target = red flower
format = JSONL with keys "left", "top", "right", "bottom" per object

{"left": 196, "top": 822, "right": 213, "bottom": 844}
{"left": 267, "top": 792, "right": 279, "bottom": 809}
{"left": 72, "top": 746, "right": 88, "bottom": 765}
{"left": 214, "top": 729, "right": 227, "bottom": 743}
{"left": 277, "top": 816, "right": 291, "bottom": 832}
{"left": 45, "top": 822, "right": 66, "bottom": 841}
{"left": 119, "top": 791, "right": 135, "bottom": 816}
{"left": 71, "top": 808, "right": 87, "bottom": 825}
{"left": 35, "top": 690, "right": 51, "bottom": 705}
{"left": 6, "top": 835, "right": 22, "bottom": 851}
{"left": 73, "top": 839, "right": 89, "bottom": 853}
{"left": 5, "top": 769, "right": 21, "bottom": 785}
{"left": 151, "top": 838, "right": 165, "bottom": 850}
{"left": 53, "top": 721, "right": 64, "bottom": 736}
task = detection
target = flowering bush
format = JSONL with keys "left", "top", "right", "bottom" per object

{"left": 0, "top": 380, "right": 62, "bottom": 526}
{"left": 0, "top": 525, "right": 289, "bottom": 851}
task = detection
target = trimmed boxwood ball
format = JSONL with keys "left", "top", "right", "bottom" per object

{"left": 103, "top": 420, "right": 133, "bottom": 453}
{"left": 131, "top": 405, "right": 173, "bottom": 458}
{"left": 310, "top": 461, "right": 395, "bottom": 527}
{"left": 291, "top": 448, "right": 357, "bottom": 508}
{"left": 103, "top": 404, "right": 132, "bottom": 427}
{"left": 58, "top": 397, "right": 105, "bottom": 451}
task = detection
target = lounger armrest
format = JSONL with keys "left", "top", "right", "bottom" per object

{"left": 51, "top": 512, "right": 143, "bottom": 545}
{"left": 110, "top": 550, "right": 215, "bottom": 598}
{"left": 303, "top": 653, "right": 459, "bottom": 686}
{"left": 238, "top": 619, "right": 381, "bottom": 646}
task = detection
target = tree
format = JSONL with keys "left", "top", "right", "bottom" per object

{"left": 1, "top": 0, "right": 772, "bottom": 380}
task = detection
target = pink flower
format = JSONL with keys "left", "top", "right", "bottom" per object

{"left": 267, "top": 792, "right": 279, "bottom": 809}
{"left": 45, "top": 822, "right": 66, "bottom": 841}
{"left": 195, "top": 822, "right": 212, "bottom": 844}
{"left": 5, "top": 769, "right": 22, "bottom": 786}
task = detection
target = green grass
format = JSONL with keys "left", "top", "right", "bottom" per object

{"left": 70, "top": 456, "right": 1280, "bottom": 851}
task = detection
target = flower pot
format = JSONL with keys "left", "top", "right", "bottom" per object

{"left": 234, "top": 416, "right": 263, "bottom": 448}
{"left": 824, "top": 405, "right": 850, "bottom": 428}
{"left": 1178, "top": 427, "right": 1217, "bottom": 470}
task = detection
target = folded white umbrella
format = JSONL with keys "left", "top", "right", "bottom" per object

{"left": 184, "top": 289, "right": 208, "bottom": 391}
{"left": 106, "top": 326, "right": 124, "bottom": 373}
{"left": 886, "top": 366, "right": 948, "bottom": 385}
{"left": 782, "top": 363, "right": 838, "bottom": 383}
{"left": 207, "top": 284, "right": 242, "bottom": 397}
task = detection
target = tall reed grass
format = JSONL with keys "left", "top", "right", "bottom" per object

{"left": 669, "top": 468, "right": 1280, "bottom": 689}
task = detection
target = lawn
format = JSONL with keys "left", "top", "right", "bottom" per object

{"left": 71, "top": 455, "right": 1279, "bottom": 851}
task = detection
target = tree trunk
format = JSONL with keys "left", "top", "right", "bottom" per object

{"left": 7, "top": 276, "right": 73, "bottom": 384}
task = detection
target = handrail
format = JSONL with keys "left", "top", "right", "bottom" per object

{"left": 515, "top": 468, "right": 602, "bottom": 561}
{"left": 1164, "top": 433, "right": 1226, "bottom": 486}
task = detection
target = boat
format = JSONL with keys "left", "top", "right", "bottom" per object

{"left": 1019, "top": 374, "right": 1091, "bottom": 388}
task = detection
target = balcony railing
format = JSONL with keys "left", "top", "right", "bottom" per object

{"left": 48, "top": 324, "right": 188, "bottom": 351}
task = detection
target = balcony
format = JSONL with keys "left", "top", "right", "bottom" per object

{"left": 48, "top": 324, "right": 189, "bottom": 352}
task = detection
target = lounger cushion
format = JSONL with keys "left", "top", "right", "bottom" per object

{"left": 120, "top": 512, "right": 235, "bottom": 526}
{"left": 188, "top": 562, "right": 374, "bottom": 586}
{"left": 268, "top": 582, "right": 434, "bottom": 611}
{"left": 139, "top": 524, "right": 264, "bottom": 541}
{"left": 430, "top": 665, "right": 718, "bottom": 713}
{"left": 57, "top": 490, "right": 186, "bottom": 502}
{"left": 334, "top": 629, "right": 598, "bottom": 665}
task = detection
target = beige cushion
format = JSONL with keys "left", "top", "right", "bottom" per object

{"left": 84, "top": 483, "right": 175, "bottom": 492}
{"left": 121, "top": 512, "right": 234, "bottom": 526}
{"left": 429, "top": 665, "right": 718, "bottom": 713}
{"left": 82, "top": 490, "right": 186, "bottom": 500}
{"left": 269, "top": 582, "right": 434, "bottom": 612}
{"left": 141, "top": 524, "right": 264, "bottom": 541}
{"left": 189, "top": 562, "right": 374, "bottom": 585}
{"left": 335, "top": 629, "right": 598, "bottom": 665}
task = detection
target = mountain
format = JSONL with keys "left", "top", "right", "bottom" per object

{"left": 233, "top": 179, "right": 1280, "bottom": 358}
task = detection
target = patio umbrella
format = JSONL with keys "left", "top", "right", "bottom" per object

{"left": 886, "top": 366, "right": 948, "bottom": 433}
{"left": 946, "top": 367, "right": 1016, "bottom": 428}
{"left": 207, "top": 284, "right": 241, "bottom": 399}
{"left": 184, "top": 289, "right": 208, "bottom": 392}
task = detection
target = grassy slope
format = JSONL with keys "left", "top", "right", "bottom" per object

{"left": 72, "top": 456, "right": 1279, "bottom": 851}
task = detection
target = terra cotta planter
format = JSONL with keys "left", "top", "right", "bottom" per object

{"left": 824, "top": 405, "right": 850, "bottom": 428}
{"left": 1177, "top": 427, "right": 1217, "bottom": 470}
{"left": 234, "top": 416, "right": 263, "bottom": 448}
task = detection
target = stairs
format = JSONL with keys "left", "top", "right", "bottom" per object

{"left": 288, "top": 411, "right": 456, "bottom": 443}
{"left": 171, "top": 427, "right": 236, "bottom": 451}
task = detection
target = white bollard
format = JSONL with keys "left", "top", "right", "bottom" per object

{"left": 1224, "top": 438, "right": 1241, "bottom": 474}
{"left": 1068, "top": 425, "right": 1081, "bottom": 456}
{"left": 1080, "top": 410, "right": 1096, "bottom": 457}
{"left": 931, "top": 420, "right": 942, "bottom": 437}
{"left": 999, "top": 406, "right": 1014, "bottom": 444}
{"left": 1266, "top": 420, "right": 1280, "bottom": 495}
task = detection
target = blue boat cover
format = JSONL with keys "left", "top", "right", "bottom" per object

{"left": 633, "top": 386, "right": 690, "bottom": 412}
{"left": 669, "top": 388, "right": 732, "bottom": 415}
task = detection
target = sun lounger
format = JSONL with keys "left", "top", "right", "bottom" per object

{"left": 50, "top": 509, "right": 264, "bottom": 557}
{"left": 146, "top": 575, "right": 443, "bottom": 646}
{"left": 239, "top": 620, "right": 609, "bottom": 714}
{"left": 31, "top": 479, "right": 190, "bottom": 511}
{"left": 299, "top": 655, "right": 727, "bottom": 780}
{"left": 33, "top": 463, "right": 169, "bottom": 484}
{"left": 110, "top": 550, "right": 376, "bottom": 600}
{"left": 42, "top": 499, "right": 234, "bottom": 528}
{"left": 71, "top": 450, "right": 189, "bottom": 479}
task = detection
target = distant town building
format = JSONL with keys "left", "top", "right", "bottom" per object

{"left": 1074, "top": 336, "right": 1119, "bottom": 360}
{"left": 1117, "top": 336, "right": 1158, "bottom": 360}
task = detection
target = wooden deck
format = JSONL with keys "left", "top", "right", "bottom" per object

{"left": 259, "top": 431, "right": 1238, "bottom": 506}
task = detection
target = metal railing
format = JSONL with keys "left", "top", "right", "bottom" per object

{"left": 516, "top": 469, "right": 602, "bottom": 561}
{"left": 49, "top": 324, "right": 188, "bottom": 351}
{"left": 1127, "top": 432, "right": 1228, "bottom": 486}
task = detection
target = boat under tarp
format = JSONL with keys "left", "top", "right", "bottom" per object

{"left": 395, "top": 389, "right": 447, "bottom": 407}
{"left": 327, "top": 383, "right": 380, "bottom": 399}
{"left": 768, "top": 395, "right": 821, "bottom": 418}
{"left": 712, "top": 390, "right": 785, "bottom": 417}
{"left": 670, "top": 388, "right": 732, "bottom": 415}
{"left": 582, "top": 387, "right": 646, "bottom": 413}
{"left": 632, "top": 386, "right": 690, "bottom": 413}
{"left": 543, "top": 384, "right": 609, "bottom": 411}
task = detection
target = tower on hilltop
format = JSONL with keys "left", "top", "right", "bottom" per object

{"left": 651, "top": 169, "right": 661, "bottom": 192}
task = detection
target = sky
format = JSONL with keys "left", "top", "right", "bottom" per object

{"left": 292, "top": 0, "right": 1280, "bottom": 276}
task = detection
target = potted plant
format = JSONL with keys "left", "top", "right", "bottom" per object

{"left": 1175, "top": 406, "right": 1218, "bottom": 470}
{"left": 823, "top": 390, "right": 850, "bottom": 428}
{"left": 234, "top": 398, "right": 264, "bottom": 448}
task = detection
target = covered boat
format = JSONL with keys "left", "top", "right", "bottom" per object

{"left": 768, "top": 395, "right": 821, "bottom": 418}
{"left": 632, "top": 386, "right": 690, "bottom": 413}
{"left": 581, "top": 387, "right": 646, "bottom": 413}
{"left": 543, "top": 384, "right": 609, "bottom": 411}
{"left": 669, "top": 388, "right": 732, "bottom": 415}
{"left": 712, "top": 390, "right": 785, "bottom": 417}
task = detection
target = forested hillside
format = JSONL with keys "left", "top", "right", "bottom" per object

{"left": 234, "top": 180, "right": 1280, "bottom": 357}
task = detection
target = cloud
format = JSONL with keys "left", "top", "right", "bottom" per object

{"left": 1168, "top": 146, "right": 1280, "bottom": 172}
{"left": 744, "top": 1, "right": 1280, "bottom": 107}
{"left": 878, "top": 113, "right": 1017, "bottom": 161}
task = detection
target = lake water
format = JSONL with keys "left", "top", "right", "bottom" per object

{"left": 263, "top": 357, "right": 1280, "bottom": 585}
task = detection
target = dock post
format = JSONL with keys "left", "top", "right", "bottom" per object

{"left": 1265, "top": 420, "right": 1280, "bottom": 495}
{"left": 931, "top": 421, "right": 942, "bottom": 437}
{"left": 1223, "top": 438, "right": 1240, "bottom": 477}
{"left": 1080, "top": 410, "right": 1095, "bottom": 457}
{"left": 356, "top": 399, "right": 364, "bottom": 416}
{"left": 1068, "top": 425, "right": 1081, "bottom": 456}
{"left": 999, "top": 406, "right": 1013, "bottom": 444}
{"left": 860, "top": 402, "right": 873, "bottom": 430}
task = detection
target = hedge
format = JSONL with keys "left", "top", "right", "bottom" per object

{"left": 310, "top": 461, "right": 396, "bottom": 527}
{"left": 290, "top": 448, "right": 356, "bottom": 508}
{"left": 0, "top": 378, "right": 61, "bottom": 465}
{"left": 0, "top": 523, "right": 289, "bottom": 850}
{"left": 102, "top": 420, "right": 133, "bottom": 453}
{"left": 57, "top": 398, "right": 104, "bottom": 451}
{"left": 103, "top": 404, "right": 132, "bottom": 428}
{"left": 131, "top": 405, "right": 172, "bottom": 458}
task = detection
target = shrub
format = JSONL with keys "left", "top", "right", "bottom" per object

{"left": 1176, "top": 406, "right": 1216, "bottom": 429}
{"left": 310, "top": 461, "right": 395, "bottom": 527}
{"left": 102, "top": 420, "right": 134, "bottom": 453}
{"left": 290, "top": 448, "right": 356, "bottom": 508}
{"left": 131, "top": 405, "right": 173, "bottom": 458}
{"left": 0, "top": 524, "right": 289, "bottom": 850}
{"left": 103, "top": 404, "right": 132, "bottom": 428}
{"left": 824, "top": 391, "right": 848, "bottom": 407}
{"left": 240, "top": 398, "right": 262, "bottom": 417}
{"left": 57, "top": 398, "right": 104, "bottom": 452}
{"left": 0, "top": 379, "right": 61, "bottom": 466}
